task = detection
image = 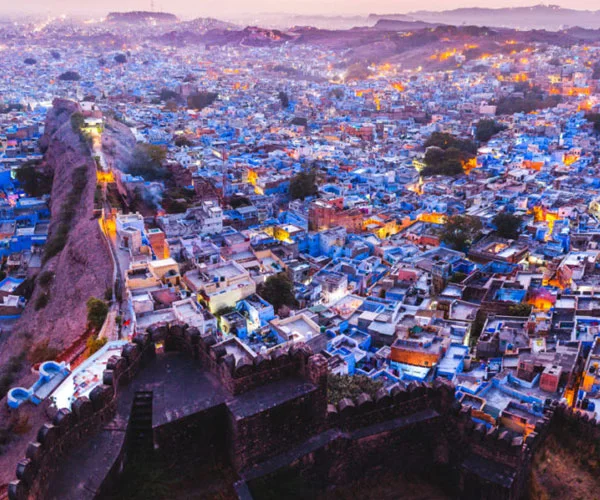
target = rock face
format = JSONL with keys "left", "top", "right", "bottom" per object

{"left": 101, "top": 117, "right": 136, "bottom": 172}
{"left": 9, "top": 98, "right": 113, "bottom": 355}
{"left": 0, "top": 99, "right": 115, "bottom": 489}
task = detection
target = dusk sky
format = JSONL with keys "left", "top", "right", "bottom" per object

{"left": 5, "top": 1, "right": 600, "bottom": 17}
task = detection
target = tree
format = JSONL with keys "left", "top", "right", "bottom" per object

{"left": 330, "top": 87, "right": 344, "bottom": 99}
{"left": 493, "top": 212, "right": 523, "bottom": 240}
{"left": 160, "top": 88, "right": 178, "bottom": 101}
{"left": 585, "top": 113, "right": 600, "bottom": 135}
{"left": 50, "top": 50, "right": 61, "bottom": 60}
{"left": 421, "top": 132, "right": 477, "bottom": 177}
{"left": 174, "top": 135, "right": 192, "bottom": 147}
{"left": 230, "top": 195, "right": 252, "bottom": 209}
{"left": 508, "top": 303, "right": 532, "bottom": 317}
{"left": 23, "top": 58, "right": 36, "bottom": 65}
{"left": 164, "top": 100, "right": 178, "bottom": 112}
{"left": 425, "top": 132, "right": 477, "bottom": 155}
{"left": 114, "top": 53, "right": 127, "bottom": 64}
{"left": 257, "top": 274, "right": 298, "bottom": 313}
{"left": 289, "top": 170, "right": 318, "bottom": 200}
{"left": 421, "top": 147, "right": 464, "bottom": 177}
{"left": 187, "top": 92, "right": 218, "bottom": 110}
{"left": 495, "top": 86, "right": 561, "bottom": 115}
{"left": 278, "top": 91, "right": 290, "bottom": 109}
{"left": 327, "top": 373, "right": 383, "bottom": 405}
{"left": 475, "top": 119, "right": 506, "bottom": 142}
{"left": 58, "top": 71, "right": 81, "bottom": 81}
{"left": 87, "top": 335, "right": 108, "bottom": 355}
{"left": 441, "top": 215, "right": 482, "bottom": 251}
{"left": 15, "top": 161, "right": 53, "bottom": 197}
{"left": 548, "top": 57, "right": 561, "bottom": 67}
{"left": 86, "top": 297, "right": 109, "bottom": 332}
{"left": 128, "top": 144, "right": 170, "bottom": 181}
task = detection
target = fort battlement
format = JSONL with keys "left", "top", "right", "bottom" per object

{"left": 149, "top": 322, "right": 323, "bottom": 395}
{"left": 7, "top": 323, "right": 588, "bottom": 500}
{"left": 327, "top": 379, "right": 457, "bottom": 430}
{"left": 8, "top": 335, "right": 155, "bottom": 500}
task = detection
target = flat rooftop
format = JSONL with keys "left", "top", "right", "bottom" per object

{"left": 51, "top": 341, "right": 128, "bottom": 410}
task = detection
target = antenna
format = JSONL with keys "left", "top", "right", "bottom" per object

{"left": 150, "top": 0, "right": 155, "bottom": 11}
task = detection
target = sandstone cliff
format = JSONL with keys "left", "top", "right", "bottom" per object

{"left": 1, "top": 99, "right": 114, "bottom": 369}
{"left": 0, "top": 99, "right": 116, "bottom": 486}
{"left": 102, "top": 117, "right": 137, "bottom": 172}
{"left": 13, "top": 99, "right": 114, "bottom": 350}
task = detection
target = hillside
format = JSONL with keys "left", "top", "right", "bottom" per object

{"left": 106, "top": 11, "right": 179, "bottom": 24}
{"left": 0, "top": 99, "right": 115, "bottom": 488}
{"left": 409, "top": 5, "right": 600, "bottom": 31}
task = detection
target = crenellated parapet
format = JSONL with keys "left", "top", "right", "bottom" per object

{"left": 327, "top": 379, "right": 456, "bottom": 431}
{"left": 8, "top": 335, "right": 155, "bottom": 500}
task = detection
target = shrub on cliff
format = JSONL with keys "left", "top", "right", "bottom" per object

{"left": 28, "top": 339, "right": 59, "bottom": 364}
{"left": 86, "top": 297, "right": 109, "bottom": 332}
{"left": 37, "top": 271, "right": 54, "bottom": 287}
{"left": 34, "top": 292, "right": 50, "bottom": 310}
{"left": 43, "top": 166, "right": 89, "bottom": 263}
{"left": 87, "top": 335, "right": 107, "bottom": 355}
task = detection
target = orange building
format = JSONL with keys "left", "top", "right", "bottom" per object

{"left": 147, "top": 228, "right": 170, "bottom": 260}
{"left": 390, "top": 337, "right": 445, "bottom": 367}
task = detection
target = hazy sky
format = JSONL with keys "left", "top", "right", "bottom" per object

{"left": 5, "top": 0, "right": 600, "bottom": 17}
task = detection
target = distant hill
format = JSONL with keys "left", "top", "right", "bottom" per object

{"left": 106, "top": 11, "right": 178, "bottom": 24}
{"left": 408, "top": 5, "right": 600, "bottom": 31}
{"left": 368, "top": 13, "right": 416, "bottom": 23}
{"left": 373, "top": 19, "right": 437, "bottom": 31}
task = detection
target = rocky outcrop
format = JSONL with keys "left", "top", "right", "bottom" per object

{"left": 101, "top": 117, "right": 136, "bottom": 172}
{"left": 0, "top": 100, "right": 115, "bottom": 489}
{"left": 5, "top": 99, "right": 113, "bottom": 357}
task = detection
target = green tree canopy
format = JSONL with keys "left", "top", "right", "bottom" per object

{"left": 58, "top": 70, "right": 80, "bottom": 81}
{"left": 508, "top": 303, "right": 532, "bottom": 317}
{"left": 86, "top": 297, "right": 109, "bottom": 332}
{"left": 475, "top": 119, "right": 507, "bottom": 142}
{"left": 421, "top": 132, "right": 477, "bottom": 177}
{"left": 257, "top": 273, "right": 298, "bottom": 313}
{"left": 441, "top": 215, "right": 483, "bottom": 251}
{"left": 424, "top": 132, "right": 477, "bottom": 155}
{"left": 585, "top": 113, "right": 600, "bottom": 134}
{"left": 492, "top": 212, "right": 523, "bottom": 240}
{"left": 289, "top": 170, "right": 318, "bottom": 200}
{"left": 15, "top": 162, "right": 53, "bottom": 197}
{"left": 128, "top": 144, "right": 170, "bottom": 181}
{"left": 327, "top": 373, "right": 383, "bottom": 405}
